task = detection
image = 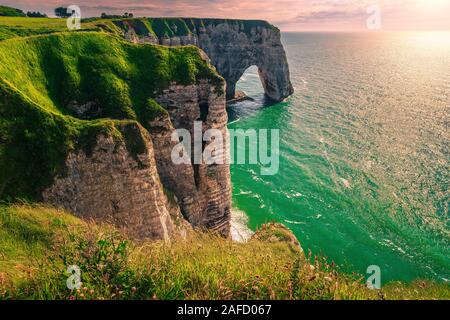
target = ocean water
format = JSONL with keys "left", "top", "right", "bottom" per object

{"left": 227, "top": 32, "right": 450, "bottom": 283}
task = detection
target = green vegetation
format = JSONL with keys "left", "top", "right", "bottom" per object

{"left": 0, "top": 80, "right": 77, "bottom": 200}
{"left": 0, "top": 6, "right": 26, "bottom": 17}
{"left": 114, "top": 19, "right": 156, "bottom": 37}
{"left": 54, "top": 7, "right": 71, "bottom": 19}
{"left": 252, "top": 223, "right": 302, "bottom": 246}
{"left": 0, "top": 32, "right": 220, "bottom": 115}
{"left": 0, "top": 16, "right": 123, "bottom": 41}
{"left": 0, "top": 17, "right": 71, "bottom": 40}
{"left": 0, "top": 14, "right": 224, "bottom": 208}
{"left": 0, "top": 31, "right": 222, "bottom": 201}
{"left": 25, "top": 12, "right": 47, "bottom": 18}
{"left": 0, "top": 204, "right": 83, "bottom": 286}
{"left": 146, "top": 18, "right": 192, "bottom": 37}
{"left": 0, "top": 77, "right": 151, "bottom": 200}
{"left": 0, "top": 14, "right": 447, "bottom": 301}
{"left": 0, "top": 16, "right": 279, "bottom": 41}
{"left": 112, "top": 17, "right": 278, "bottom": 38}
{"left": 0, "top": 204, "right": 448, "bottom": 300}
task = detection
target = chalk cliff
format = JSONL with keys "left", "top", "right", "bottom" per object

{"left": 113, "top": 18, "right": 294, "bottom": 101}
{"left": 0, "top": 18, "right": 294, "bottom": 240}
{"left": 0, "top": 32, "right": 229, "bottom": 239}
{"left": 42, "top": 123, "right": 184, "bottom": 240}
{"left": 148, "top": 81, "right": 232, "bottom": 236}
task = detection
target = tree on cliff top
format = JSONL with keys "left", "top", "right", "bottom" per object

{"left": 26, "top": 11, "right": 48, "bottom": 18}
{"left": 54, "top": 7, "right": 71, "bottom": 18}
{"left": 100, "top": 12, "right": 134, "bottom": 19}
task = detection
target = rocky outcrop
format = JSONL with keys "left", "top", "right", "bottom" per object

{"left": 149, "top": 80, "right": 231, "bottom": 236}
{"left": 252, "top": 223, "right": 303, "bottom": 254}
{"left": 113, "top": 18, "right": 294, "bottom": 101}
{"left": 42, "top": 80, "right": 232, "bottom": 238}
{"left": 39, "top": 77, "right": 232, "bottom": 238}
{"left": 42, "top": 123, "right": 187, "bottom": 240}
{"left": 0, "top": 32, "right": 231, "bottom": 240}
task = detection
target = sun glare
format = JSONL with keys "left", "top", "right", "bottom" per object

{"left": 418, "top": 0, "right": 448, "bottom": 9}
{"left": 403, "top": 31, "right": 450, "bottom": 50}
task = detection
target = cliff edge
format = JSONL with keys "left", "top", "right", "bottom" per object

{"left": 0, "top": 17, "right": 294, "bottom": 240}
{"left": 0, "top": 32, "right": 229, "bottom": 239}
{"left": 114, "top": 18, "right": 294, "bottom": 101}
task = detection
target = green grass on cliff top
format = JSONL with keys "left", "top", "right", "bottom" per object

{"left": 1, "top": 204, "right": 448, "bottom": 300}
{"left": 0, "top": 16, "right": 117, "bottom": 40}
{"left": 0, "top": 31, "right": 220, "bottom": 117}
{"left": 0, "top": 16, "right": 279, "bottom": 41}
{"left": 0, "top": 31, "right": 222, "bottom": 201}
{"left": 0, "top": 6, "right": 26, "bottom": 17}
{"left": 113, "top": 17, "right": 278, "bottom": 38}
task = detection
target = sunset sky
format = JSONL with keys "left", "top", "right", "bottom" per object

{"left": 4, "top": 0, "right": 450, "bottom": 31}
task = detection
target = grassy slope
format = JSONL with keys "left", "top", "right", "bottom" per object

{"left": 1, "top": 204, "right": 448, "bottom": 300}
{"left": 0, "top": 80, "right": 148, "bottom": 200}
{"left": 0, "top": 31, "right": 222, "bottom": 201}
{"left": 0, "top": 31, "right": 220, "bottom": 116}
{"left": 0, "top": 17, "right": 111, "bottom": 40}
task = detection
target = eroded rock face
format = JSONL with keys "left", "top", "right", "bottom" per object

{"left": 149, "top": 80, "right": 232, "bottom": 236}
{"left": 196, "top": 23, "right": 294, "bottom": 102}
{"left": 118, "top": 19, "right": 294, "bottom": 102}
{"left": 43, "top": 80, "right": 231, "bottom": 239}
{"left": 43, "top": 123, "right": 186, "bottom": 240}
{"left": 1, "top": 30, "right": 232, "bottom": 240}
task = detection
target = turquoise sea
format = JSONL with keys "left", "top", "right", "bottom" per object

{"left": 227, "top": 32, "right": 450, "bottom": 283}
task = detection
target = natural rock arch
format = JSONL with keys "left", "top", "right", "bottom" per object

{"left": 116, "top": 18, "right": 294, "bottom": 102}
{"left": 233, "top": 65, "right": 267, "bottom": 98}
{"left": 196, "top": 29, "right": 293, "bottom": 102}
{"left": 181, "top": 21, "right": 294, "bottom": 102}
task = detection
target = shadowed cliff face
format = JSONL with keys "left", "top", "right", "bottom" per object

{"left": 42, "top": 123, "right": 184, "bottom": 241}
{"left": 148, "top": 81, "right": 231, "bottom": 237}
{"left": 115, "top": 18, "right": 294, "bottom": 102}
